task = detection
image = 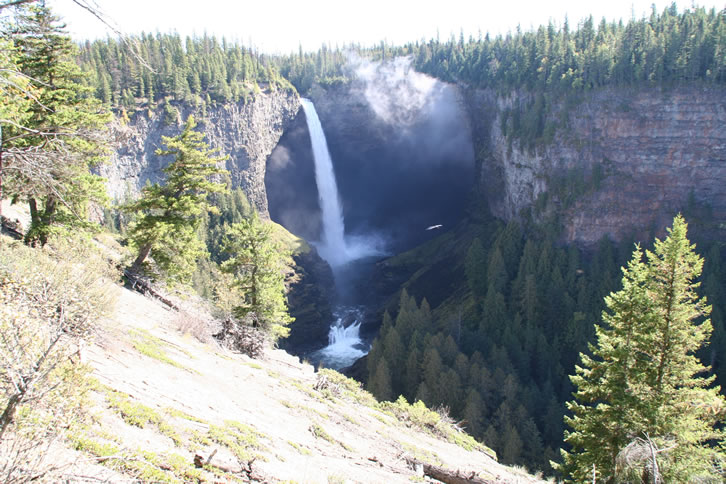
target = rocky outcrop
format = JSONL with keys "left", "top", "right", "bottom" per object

{"left": 280, "top": 247, "right": 335, "bottom": 356}
{"left": 467, "top": 86, "right": 726, "bottom": 244}
{"left": 103, "top": 89, "right": 299, "bottom": 216}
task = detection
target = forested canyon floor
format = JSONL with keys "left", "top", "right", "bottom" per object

{"left": 30, "top": 255, "right": 544, "bottom": 483}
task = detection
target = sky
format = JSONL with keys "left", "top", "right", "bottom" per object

{"left": 49, "top": 0, "right": 723, "bottom": 54}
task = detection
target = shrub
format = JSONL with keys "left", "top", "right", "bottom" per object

{"left": 0, "top": 235, "right": 118, "bottom": 482}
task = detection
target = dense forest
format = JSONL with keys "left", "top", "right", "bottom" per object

{"left": 4, "top": 1, "right": 726, "bottom": 479}
{"left": 363, "top": 213, "right": 726, "bottom": 473}
{"left": 78, "top": 5, "right": 726, "bottom": 154}
{"left": 75, "top": 33, "right": 294, "bottom": 109}
{"left": 79, "top": 5, "right": 726, "bottom": 106}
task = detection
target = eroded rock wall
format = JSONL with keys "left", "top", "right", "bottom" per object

{"left": 103, "top": 90, "right": 299, "bottom": 217}
{"left": 468, "top": 86, "right": 726, "bottom": 244}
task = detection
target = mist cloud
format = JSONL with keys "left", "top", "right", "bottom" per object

{"left": 348, "top": 55, "right": 438, "bottom": 127}
{"left": 268, "top": 145, "right": 292, "bottom": 171}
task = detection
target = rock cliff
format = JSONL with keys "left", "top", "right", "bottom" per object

{"left": 467, "top": 86, "right": 726, "bottom": 244}
{"left": 103, "top": 89, "right": 299, "bottom": 217}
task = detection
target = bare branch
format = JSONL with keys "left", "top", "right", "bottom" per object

{"left": 68, "top": 0, "right": 155, "bottom": 72}
{"left": 0, "top": 0, "right": 35, "bottom": 11}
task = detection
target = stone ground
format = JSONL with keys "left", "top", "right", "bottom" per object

{"left": 47, "top": 280, "right": 549, "bottom": 483}
{"left": 52, "top": 281, "right": 546, "bottom": 483}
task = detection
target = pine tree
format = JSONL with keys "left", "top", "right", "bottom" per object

{"left": 560, "top": 215, "right": 725, "bottom": 483}
{"left": 369, "top": 357, "right": 393, "bottom": 401}
{"left": 221, "top": 213, "right": 294, "bottom": 342}
{"left": 465, "top": 237, "right": 488, "bottom": 299}
{"left": 126, "top": 115, "right": 227, "bottom": 282}
{"left": 4, "top": 4, "right": 110, "bottom": 246}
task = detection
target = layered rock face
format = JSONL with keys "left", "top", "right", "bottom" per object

{"left": 103, "top": 90, "right": 299, "bottom": 216}
{"left": 470, "top": 86, "right": 726, "bottom": 244}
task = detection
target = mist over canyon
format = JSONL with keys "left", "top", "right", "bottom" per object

{"left": 266, "top": 58, "right": 476, "bottom": 255}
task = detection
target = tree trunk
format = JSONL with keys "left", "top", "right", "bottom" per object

{"left": 0, "top": 391, "right": 24, "bottom": 442}
{"left": 130, "top": 243, "right": 152, "bottom": 274}
{"left": 404, "top": 457, "right": 493, "bottom": 484}
{"left": 39, "top": 196, "right": 57, "bottom": 246}
{"left": 26, "top": 197, "right": 40, "bottom": 246}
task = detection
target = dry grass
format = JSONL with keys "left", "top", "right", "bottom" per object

{"left": 174, "top": 310, "right": 213, "bottom": 344}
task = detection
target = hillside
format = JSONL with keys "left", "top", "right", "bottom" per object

{"left": 0, "top": 231, "right": 544, "bottom": 483}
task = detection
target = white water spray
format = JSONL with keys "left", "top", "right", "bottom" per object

{"left": 313, "top": 309, "right": 366, "bottom": 369}
{"left": 302, "top": 99, "right": 383, "bottom": 368}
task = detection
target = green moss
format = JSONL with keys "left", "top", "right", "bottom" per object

{"left": 318, "top": 369, "right": 380, "bottom": 408}
{"left": 128, "top": 328, "right": 197, "bottom": 373}
{"left": 287, "top": 440, "right": 312, "bottom": 455}
{"left": 289, "top": 379, "right": 325, "bottom": 402}
{"left": 310, "top": 423, "right": 353, "bottom": 452}
{"left": 381, "top": 396, "right": 491, "bottom": 455}
{"left": 201, "top": 460, "right": 247, "bottom": 482}
{"left": 68, "top": 430, "right": 180, "bottom": 483}
{"left": 189, "top": 428, "right": 213, "bottom": 447}
{"left": 103, "top": 389, "right": 182, "bottom": 446}
{"left": 400, "top": 442, "right": 442, "bottom": 466}
{"left": 342, "top": 413, "right": 360, "bottom": 426}
{"left": 166, "top": 452, "right": 204, "bottom": 481}
{"left": 372, "top": 412, "right": 392, "bottom": 424}
{"left": 70, "top": 434, "right": 119, "bottom": 457}
{"left": 164, "top": 406, "right": 209, "bottom": 425}
{"left": 208, "top": 420, "right": 268, "bottom": 463}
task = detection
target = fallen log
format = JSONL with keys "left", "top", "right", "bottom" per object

{"left": 123, "top": 269, "right": 179, "bottom": 311}
{"left": 405, "top": 457, "right": 497, "bottom": 484}
{"left": 0, "top": 216, "right": 23, "bottom": 240}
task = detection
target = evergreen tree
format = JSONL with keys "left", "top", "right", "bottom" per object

{"left": 126, "top": 115, "right": 227, "bottom": 282}
{"left": 465, "top": 237, "right": 488, "bottom": 299}
{"left": 560, "top": 215, "right": 725, "bottom": 483}
{"left": 4, "top": 4, "right": 110, "bottom": 246}
{"left": 221, "top": 213, "right": 294, "bottom": 342}
{"left": 369, "top": 357, "right": 393, "bottom": 401}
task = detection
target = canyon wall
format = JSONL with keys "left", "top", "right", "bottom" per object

{"left": 467, "top": 86, "right": 726, "bottom": 244}
{"left": 102, "top": 89, "right": 299, "bottom": 217}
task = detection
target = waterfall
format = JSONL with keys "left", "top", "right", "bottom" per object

{"left": 328, "top": 320, "right": 362, "bottom": 346}
{"left": 312, "top": 309, "right": 366, "bottom": 370}
{"left": 302, "top": 99, "right": 379, "bottom": 369}
{"left": 301, "top": 99, "right": 348, "bottom": 267}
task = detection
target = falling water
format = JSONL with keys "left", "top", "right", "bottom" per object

{"left": 301, "top": 98, "right": 385, "bottom": 269}
{"left": 302, "top": 99, "right": 382, "bottom": 368}
{"left": 300, "top": 98, "right": 348, "bottom": 267}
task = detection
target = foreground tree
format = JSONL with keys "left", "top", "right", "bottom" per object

{"left": 221, "top": 214, "right": 293, "bottom": 343}
{"left": 3, "top": 4, "right": 110, "bottom": 245}
{"left": 126, "top": 115, "right": 227, "bottom": 282}
{"left": 560, "top": 215, "right": 725, "bottom": 482}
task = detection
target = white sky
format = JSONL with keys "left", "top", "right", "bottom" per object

{"left": 49, "top": 0, "right": 724, "bottom": 54}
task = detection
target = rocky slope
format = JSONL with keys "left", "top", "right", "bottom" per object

{"left": 103, "top": 89, "right": 299, "bottom": 217}
{"left": 467, "top": 86, "right": 726, "bottom": 245}
{"left": 41, "top": 263, "right": 545, "bottom": 483}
